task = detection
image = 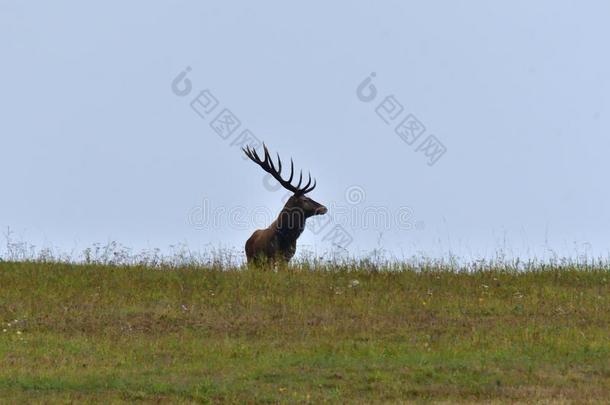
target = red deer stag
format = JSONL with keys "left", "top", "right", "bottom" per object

{"left": 242, "top": 144, "right": 327, "bottom": 263}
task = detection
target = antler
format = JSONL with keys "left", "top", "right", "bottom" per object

{"left": 242, "top": 143, "right": 316, "bottom": 195}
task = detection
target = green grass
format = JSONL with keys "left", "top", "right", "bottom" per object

{"left": 0, "top": 261, "right": 608, "bottom": 403}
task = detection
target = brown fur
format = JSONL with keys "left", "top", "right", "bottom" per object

{"left": 245, "top": 194, "right": 327, "bottom": 264}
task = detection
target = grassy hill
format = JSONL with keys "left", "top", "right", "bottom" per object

{"left": 0, "top": 261, "right": 608, "bottom": 403}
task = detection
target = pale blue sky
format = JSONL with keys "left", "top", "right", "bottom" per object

{"left": 1, "top": 1, "right": 609, "bottom": 261}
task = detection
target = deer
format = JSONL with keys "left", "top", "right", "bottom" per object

{"left": 242, "top": 144, "right": 328, "bottom": 264}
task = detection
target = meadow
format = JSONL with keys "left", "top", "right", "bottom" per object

{"left": 0, "top": 259, "right": 608, "bottom": 403}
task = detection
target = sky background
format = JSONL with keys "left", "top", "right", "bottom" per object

{"left": 1, "top": 1, "right": 609, "bottom": 262}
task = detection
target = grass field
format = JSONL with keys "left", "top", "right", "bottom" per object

{"left": 0, "top": 260, "right": 608, "bottom": 403}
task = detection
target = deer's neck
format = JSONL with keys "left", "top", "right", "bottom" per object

{"left": 274, "top": 206, "right": 306, "bottom": 244}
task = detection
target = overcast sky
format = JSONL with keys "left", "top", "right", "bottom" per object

{"left": 1, "top": 1, "right": 609, "bottom": 261}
